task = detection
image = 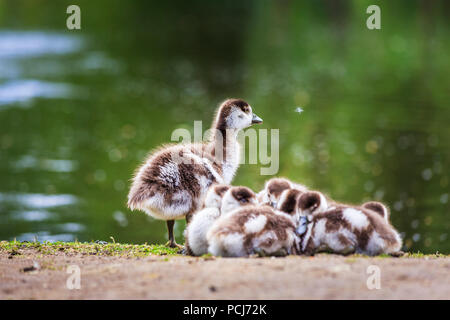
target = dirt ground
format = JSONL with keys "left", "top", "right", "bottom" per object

{"left": 1, "top": 249, "right": 449, "bottom": 300}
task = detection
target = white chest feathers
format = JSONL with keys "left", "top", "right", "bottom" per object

{"left": 185, "top": 207, "right": 221, "bottom": 256}
{"left": 221, "top": 143, "right": 240, "bottom": 184}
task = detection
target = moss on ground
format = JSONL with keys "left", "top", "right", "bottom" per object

{"left": 0, "top": 241, "right": 447, "bottom": 259}
{"left": 0, "top": 240, "right": 180, "bottom": 258}
{"left": 401, "top": 251, "right": 447, "bottom": 259}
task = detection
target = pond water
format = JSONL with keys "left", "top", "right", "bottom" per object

{"left": 0, "top": 1, "right": 448, "bottom": 253}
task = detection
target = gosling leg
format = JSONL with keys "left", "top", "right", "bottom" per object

{"left": 165, "top": 220, "right": 181, "bottom": 248}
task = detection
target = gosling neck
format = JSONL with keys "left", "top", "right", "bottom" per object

{"left": 211, "top": 127, "right": 240, "bottom": 164}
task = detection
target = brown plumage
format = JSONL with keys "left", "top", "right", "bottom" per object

{"left": 298, "top": 191, "right": 402, "bottom": 256}
{"left": 127, "top": 99, "right": 262, "bottom": 247}
{"left": 257, "top": 177, "right": 309, "bottom": 207}
{"left": 206, "top": 205, "right": 298, "bottom": 257}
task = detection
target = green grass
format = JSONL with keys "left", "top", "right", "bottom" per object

{"left": 0, "top": 241, "right": 448, "bottom": 259}
{"left": 346, "top": 252, "right": 448, "bottom": 259}
{"left": 402, "top": 251, "right": 447, "bottom": 259}
{"left": 318, "top": 251, "right": 448, "bottom": 259}
{"left": 0, "top": 240, "right": 180, "bottom": 258}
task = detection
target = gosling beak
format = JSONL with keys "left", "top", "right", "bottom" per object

{"left": 252, "top": 114, "right": 263, "bottom": 124}
{"left": 296, "top": 216, "right": 309, "bottom": 235}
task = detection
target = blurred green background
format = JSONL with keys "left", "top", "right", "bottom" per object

{"left": 0, "top": 0, "right": 448, "bottom": 253}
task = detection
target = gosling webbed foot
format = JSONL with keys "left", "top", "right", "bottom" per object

{"left": 254, "top": 248, "right": 267, "bottom": 257}
{"left": 164, "top": 240, "right": 184, "bottom": 249}
{"left": 271, "top": 248, "right": 288, "bottom": 257}
{"left": 253, "top": 247, "right": 288, "bottom": 257}
{"left": 389, "top": 251, "right": 405, "bottom": 258}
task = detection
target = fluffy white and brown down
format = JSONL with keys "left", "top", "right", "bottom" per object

{"left": 184, "top": 185, "right": 257, "bottom": 256}
{"left": 184, "top": 184, "right": 230, "bottom": 256}
{"left": 127, "top": 99, "right": 262, "bottom": 247}
{"left": 257, "top": 177, "right": 308, "bottom": 207}
{"left": 207, "top": 188, "right": 304, "bottom": 257}
{"left": 298, "top": 191, "right": 402, "bottom": 256}
{"left": 219, "top": 186, "right": 259, "bottom": 217}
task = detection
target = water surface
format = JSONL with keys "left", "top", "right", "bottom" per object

{"left": 0, "top": 1, "right": 448, "bottom": 253}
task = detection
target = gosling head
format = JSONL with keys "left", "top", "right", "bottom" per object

{"left": 276, "top": 188, "right": 302, "bottom": 221}
{"left": 362, "top": 201, "right": 390, "bottom": 222}
{"left": 213, "top": 98, "right": 263, "bottom": 131}
{"left": 297, "top": 191, "right": 328, "bottom": 219}
{"left": 258, "top": 178, "right": 293, "bottom": 207}
{"left": 221, "top": 186, "right": 257, "bottom": 215}
{"left": 203, "top": 184, "right": 231, "bottom": 209}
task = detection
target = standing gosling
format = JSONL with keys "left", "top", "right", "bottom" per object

{"left": 127, "top": 99, "right": 262, "bottom": 247}
{"left": 298, "top": 191, "right": 402, "bottom": 256}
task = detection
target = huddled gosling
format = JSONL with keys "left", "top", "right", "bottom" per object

{"left": 184, "top": 185, "right": 256, "bottom": 256}
{"left": 297, "top": 191, "right": 402, "bottom": 256}
{"left": 257, "top": 177, "right": 308, "bottom": 207}
{"left": 207, "top": 188, "right": 304, "bottom": 257}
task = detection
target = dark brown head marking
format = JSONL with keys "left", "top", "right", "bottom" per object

{"left": 214, "top": 98, "right": 250, "bottom": 131}
{"left": 267, "top": 178, "right": 291, "bottom": 198}
{"left": 362, "top": 201, "right": 389, "bottom": 220}
{"left": 231, "top": 186, "right": 255, "bottom": 204}
{"left": 298, "top": 191, "right": 322, "bottom": 213}
{"left": 214, "top": 185, "right": 230, "bottom": 197}
{"left": 230, "top": 99, "right": 250, "bottom": 113}
{"left": 279, "top": 189, "right": 301, "bottom": 215}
